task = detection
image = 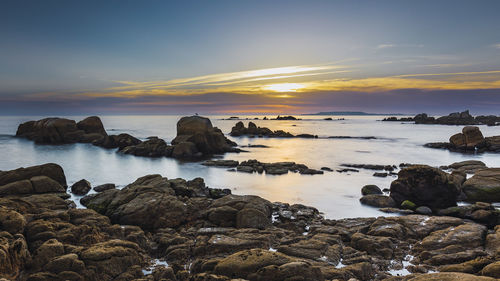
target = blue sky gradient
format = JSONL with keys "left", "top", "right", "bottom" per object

{"left": 1, "top": 0, "right": 500, "bottom": 114}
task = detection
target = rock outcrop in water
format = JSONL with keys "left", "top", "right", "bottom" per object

{"left": 382, "top": 110, "right": 500, "bottom": 126}
{"left": 424, "top": 126, "right": 500, "bottom": 153}
{"left": 203, "top": 159, "right": 324, "bottom": 175}
{"left": 16, "top": 117, "right": 107, "bottom": 144}
{"left": 16, "top": 115, "right": 239, "bottom": 159}
{"left": 1, "top": 163, "right": 500, "bottom": 280}
{"left": 230, "top": 121, "right": 317, "bottom": 138}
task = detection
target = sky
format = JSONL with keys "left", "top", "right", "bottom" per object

{"left": 1, "top": 0, "right": 500, "bottom": 115}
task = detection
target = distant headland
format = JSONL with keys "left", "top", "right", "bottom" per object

{"left": 306, "top": 111, "right": 407, "bottom": 116}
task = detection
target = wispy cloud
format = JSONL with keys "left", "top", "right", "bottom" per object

{"left": 377, "top": 43, "right": 424, "bottom": 49}
{"left": 493, "top": 43, "right": 500, "bottom": 49}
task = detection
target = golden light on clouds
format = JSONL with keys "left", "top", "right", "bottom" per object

{"left": 24, "top": 64, "right": 500, "bottom": 101}
{"left": 264, "top": 83, "right": 305, "bottom": 92}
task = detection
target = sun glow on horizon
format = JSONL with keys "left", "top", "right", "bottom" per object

{"left": 264, "top": 83, "right": 305, "bottom": 92}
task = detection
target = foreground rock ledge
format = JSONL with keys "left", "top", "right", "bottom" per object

{"left": 1, "top": 163, "right": 499, "bottom": 281}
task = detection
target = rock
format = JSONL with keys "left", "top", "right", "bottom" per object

{"left": 120, "top": 137, "right": 170, "bottom": 157}
{"left": 71, "top": 179, "right": 91, "bottom": 195}
{"left": 171, "top": 141, "right": 199, "bottom": 158}
{"left": 435, "top": 110, "right": 477, "bottom": 125}
{"left": 236, "top": 208, "right": 270, "bottom": 229}
{"left": 76, "top": 116, "right": 107, "bottom": 136}
{"left": 361, "top": 185, "right": 382, "bottom": 195}
{"left": 299, "top": 168, "right": 324, "bottom": 175}
{"left": 401, "top": 200, "right": 417, "bottom": 210}
{"left": 43, "top": 253, "right": 85, "bottom": 274}
{"left": 275, "top": 115, "right": 299, "bottom": 120}
{"left": 447, "top": 160, "right": 487, "bottom": 173}
{"left": 399, "top": 272, "right": 496, "bottom": 280}
{"left": 230, "top": 122, "right": 295, "bottom": 138}
{"left": 0, "top": 163, "right": 67, "bottom": 187}
{"left": 172, "top": 116, "right": 236, "bottom": 155}
{"left": 359, "top": 195, "right": 396, "bottom": 208}
{"left": 0, "top": 207, "right": 26, "bottom": 234}
{"left": 79, "top": 239, "right": 145, "bottom": 280}
{"left": 213, "top": 249, "right": 294, "bottom": 279}
{"left": 321, "top": 167, "right": 333, "bottom": 172}
{"left": 96, "top": 133, "right": 142, "bottom": 149}
{"left": 462, "top": 126, "right": 485, "bottom": 149}
{"left": 250, "top": 261, "right": 324, "bottom": 281}
{"left": 373, "top": 172, "right": 388, "bottom": 177}
{"left": 390, "top": 165, "right": 461, "bottom": 209}
{"left": 351, "top": 232, "right": 394, "bottom": 258}
{"left": 415, "top": 206, "right": 432, "bottom": 215}
{"left": 202, "top": 160, "right": 239, "bottom": 167}
{"left": 16, "top": 118, "right": 84, "bottom": 144}
{"left": 462, "top": 168, "right": 500, "bottom": 202}
{"left": 93, "top": 183, "right": 115, "bottom": 192}
{"left": 481, "top": 261, "right": 500, "bottom": 278}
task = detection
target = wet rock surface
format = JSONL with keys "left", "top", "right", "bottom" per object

{"left": 1, "top": 163, "right": 499, "bottom": 281}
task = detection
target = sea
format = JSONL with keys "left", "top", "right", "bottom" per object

{"left": 1, "top": 115, "right": 499, "bottom": 219}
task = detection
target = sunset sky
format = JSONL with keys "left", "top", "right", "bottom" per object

{"left": 2, "top": 0, "right": 500, "bottom": 115}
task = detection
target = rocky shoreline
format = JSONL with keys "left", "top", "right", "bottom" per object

{"left": 1, "top": 163, "right": 499, "bottom": 281}
{"left": 383, "top": 110, "right": 500, "bottom": 126}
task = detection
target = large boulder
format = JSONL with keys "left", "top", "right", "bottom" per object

{"left": 71, "top": 179, "right": 91, "bottom": 195}
{"left": 76, "top": 116, "right": 107, "bottom": 135}
{"left": 0, "top": 163, "right": 67, "bottom": 187}
{"left": 81, "top": 175, "right": 209, "bottom": 231}
{"left": 16, "top": 118, "right": 84, "bottom": 144}
{"left": 462, "top": 168, "right": 500, "bottom": 202}
{"left": 172, "top": 116, "right": 236, "bottom": 156}
{"left": 390, "top": 165, "right": 461, "bottom": 209}
{"left": 449, "top": 126, "right": 485, "bottom": 150}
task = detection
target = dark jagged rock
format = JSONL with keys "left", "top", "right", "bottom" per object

{"left": 390, "top": 165, "right": 461, "bottom": 209}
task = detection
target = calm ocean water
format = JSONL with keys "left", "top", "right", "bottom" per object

{"left": 1, "top": 115, "right": 499, "bottom": 219}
